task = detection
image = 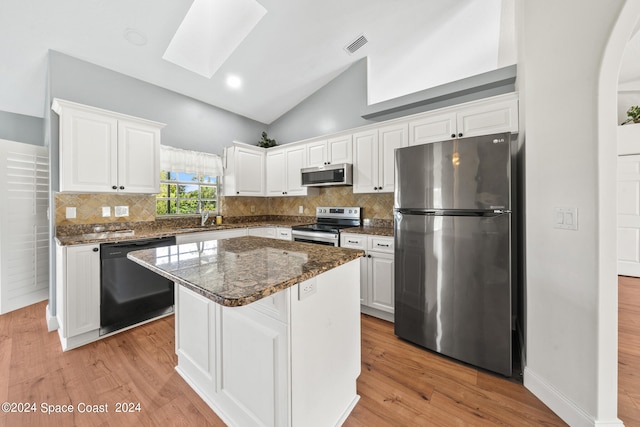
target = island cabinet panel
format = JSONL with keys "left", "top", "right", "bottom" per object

{"left": 174, "top": 259, "right": 361, "bottom": 427}
{"left": 175, "top": 286, "right": 217, "bottom": 397}
{"left": 290, "top": 262, "right": 361, "bottom": 427}
{"left": 219, "top": 305, "right": 289, "bottom": 427}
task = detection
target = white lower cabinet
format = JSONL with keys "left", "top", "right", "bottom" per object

{"left": 175, "top": 261, "right": 361, "bottom": 427}
{"left": 176, "top": 228, "right": 248, "bottom": 244}
{"left": 55, "top": 243, "right": 101, "bottom": 350}
{"left": 246, "top": 226, "right": 292, "bottom": 240}
{"left": 341, "top": 233, "right": 395, "bottom": 322}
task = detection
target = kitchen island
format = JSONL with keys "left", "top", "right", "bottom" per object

{"left": 128, "top": 236, "right": 364, "bottom": 427}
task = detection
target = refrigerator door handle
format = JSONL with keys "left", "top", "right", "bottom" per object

{"left": 395, "top": 208, "right": 510, "bottom": 217}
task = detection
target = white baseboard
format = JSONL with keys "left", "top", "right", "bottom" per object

{"left": 45, "top": 304, "right": 58, "bottom": 331}
{"left": 523, "top": 367, "right": 624, "bottom": 427}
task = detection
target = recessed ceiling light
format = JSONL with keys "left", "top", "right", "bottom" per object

{"left": 123, "top": 28, "right": 147, "bottom": 46}
{"left": 163, "top": 0, "right": 267, "bottom": 78}
{"left": 226, "top": 75, "right": 242, "bottom": 89}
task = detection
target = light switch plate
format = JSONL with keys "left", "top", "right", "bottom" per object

{"left": 298, "top": 205, "right": 304, "bottom": 214}
{"left": 102, "top": 206, "right": 111, "bottom": 217}
{"left": 114, "top": 206, "right": 129, "bottom": 217}
{"left": 554, "top": 207, "right": 578, "bottom": 230}
{"left": 65, "top": 207, "right": 76, "bottom": 219}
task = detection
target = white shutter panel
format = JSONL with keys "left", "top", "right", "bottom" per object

{"left": 0, "top": 139, "right": 49, "bottom": 314}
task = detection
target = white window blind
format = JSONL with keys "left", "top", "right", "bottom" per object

{"left": 160, "top": 145, "right": 223, "bottom": 178}
{"left": 0, "top": 139, "right": 49, "bottom": 314}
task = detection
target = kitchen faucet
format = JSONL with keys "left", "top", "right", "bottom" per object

{"left": 201, "top": 209, "right": 209, "bottom": 226}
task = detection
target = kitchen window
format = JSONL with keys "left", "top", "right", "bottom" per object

{"left": 156, "top": 171, "right": 218, "bottom": 215}
{"left": 157, "top": 145, "right": 223, "bottom": 216}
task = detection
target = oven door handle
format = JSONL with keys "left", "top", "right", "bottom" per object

{"left": 291, "top": 230, "right": 338, "bottom": 244}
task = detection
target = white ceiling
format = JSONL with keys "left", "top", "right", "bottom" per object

{"left": 1, "top": 0, "right": 509, "bottom": 124}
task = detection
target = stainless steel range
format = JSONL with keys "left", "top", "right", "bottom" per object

{"left": 291, "top": 207, "right": 361, "bottom": 246}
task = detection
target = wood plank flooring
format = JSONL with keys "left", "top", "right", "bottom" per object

{"left": 1, "top": 278, "right": 637, "bottom": 426}
{"left": 619, "top": 275, "right": 640, "bottom": 426}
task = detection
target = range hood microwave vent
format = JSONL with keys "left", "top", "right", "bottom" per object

{"left": 344, "top": 34, "right": 368, "bottom": 55}
{"left": 301, "top": 163, "right": 353, "bottom": 187}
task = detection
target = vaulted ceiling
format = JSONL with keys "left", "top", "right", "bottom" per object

{"left": 1, "top": 0, "right": 513, "bottom": 124}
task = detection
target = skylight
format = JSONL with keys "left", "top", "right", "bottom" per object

{"left": 163, "top": 0, "right": 267, "bottom": 79}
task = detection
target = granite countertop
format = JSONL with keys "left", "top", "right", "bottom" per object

{"left": 341, "top": 226, "right": 394, "bottom": 237}
{"left": 55, "top": 219, "right": 313, "bottom": 246}
{"left": 127, "top": 236, "right": 365, "bottom": 307}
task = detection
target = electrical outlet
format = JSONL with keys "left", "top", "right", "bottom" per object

{"left": 298, "top": 279, "right": 317, "bottom": 300}
{"left": 298, "top": 205, "right": 304, "bottom": 214}
{"left": 102, "top": 206, "right": 111, "bottom": 217}
{"left": 114, "top": 206, "right": 129, "bottom": 217}
{"left": 65, "top": 207, "right": 76, "bottom": 219}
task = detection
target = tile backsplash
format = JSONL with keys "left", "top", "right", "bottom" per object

{"left": 222, "top": 187, "right": 394, "bottom": 219}
{"left": 55, "top": 193, "right": 156, "bottom": 226}
{"left": 55, "top": 187, "right": 393, "bottom": 226}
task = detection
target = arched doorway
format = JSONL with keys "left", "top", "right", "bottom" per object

{"left": 598, "top": 0, "right": 640, "bottom": 423}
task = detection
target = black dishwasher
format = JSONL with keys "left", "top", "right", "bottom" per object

{"left": 100, "top": 236, "right": 176, "bottom": 336}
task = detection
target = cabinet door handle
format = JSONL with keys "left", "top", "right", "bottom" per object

{"left": 451, "top": 134, "right": 456, "bottom": 138}
{"left": 112, "top": 185, "right": 117, "bottom": 190}
{"left": 458, "top": 133, "right": 463, "bottom": 137}
{"left": 367, "top": 254, "right": 372, "bottom": 258}
{"left": 92, "top": 248, "right": 99, "bottom": 252}
{"left": 119, "top": 186, "right": 125, "bottom": 190}
{"left": 236, "top": 191, "right": 240, "bottom": 195}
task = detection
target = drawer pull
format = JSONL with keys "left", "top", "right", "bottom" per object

{"left": 348, "top": 240, "right": 359, "bottom": 244}
{"left": 377, "top": 243, "right": 390, "bottom": 247}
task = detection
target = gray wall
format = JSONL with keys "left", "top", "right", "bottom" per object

{"left": 47, "top": 51, "right": 266, "bottom": 156}
{"left": 0, "top": 111, "right": 44, "bottom": 146}
{"left": 267, "top": 58, "right": 516, "bottom": 144}
{"left": 266, "top": 59, "right": 374, "bottom": 144}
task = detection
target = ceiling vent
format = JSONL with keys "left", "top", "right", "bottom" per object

{"left": 344, "top": 34, "right": 368, "bottom": 55}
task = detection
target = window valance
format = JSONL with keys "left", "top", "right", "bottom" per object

{"left": 160, "top": 145, "right": 223, "bottom": 177}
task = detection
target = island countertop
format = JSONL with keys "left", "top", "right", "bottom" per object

{"left": 127, "top": 236, "right": 365, "bottom": 307}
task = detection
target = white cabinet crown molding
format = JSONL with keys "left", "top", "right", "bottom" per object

{"left": 51, "top": 98, "right": 166, "bottom": 129}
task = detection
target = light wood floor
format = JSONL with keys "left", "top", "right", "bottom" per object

{"left": 618, "top": 275, "right": 640, "bottom": 426}
{"left": 0, "top": 278, "right": 637, "bottom": 426}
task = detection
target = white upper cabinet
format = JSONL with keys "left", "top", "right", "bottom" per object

{"left": 408, "top": 94, "right": 518, "bottom": 146}
{"left": 284, "top": 145, "right": 310, "bottom": 196}
{"left": 224, "top": 144, "right": 265, "bottom": 196}
{"left": 306, "top": 135, "right": 352, "bottom": 167}
{"left": 353, "top": 123, "right": 408, "bottom": 193}
{"left": 53, "top": 98, "right": 164, "bottom": 194}
{"left": 456, "top": 96, "right": 518, "bottom": 138}
{"left": 409, "top": 112, "right": 457, "bottom": 146}
{"left": 117, "top": 119, "right": 161, "bottom": 193}
{"left": 306, "top": 140, "right": 328, "bottom": 168}
{"left": 266, "top": 148, "right": 286, "bottom": 196}
{"left": 267, "top": 144, "right": 317, "bottom": 197}
{"left": 327, "top": 135, "right": 352, "bottom": 164}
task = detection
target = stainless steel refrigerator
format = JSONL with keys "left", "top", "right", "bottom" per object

{"left": 394, "top": 132, "right": 515, "bottom": 376}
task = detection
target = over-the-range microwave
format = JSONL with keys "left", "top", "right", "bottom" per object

{"left": 301, "top": 163, "right": 353, "bottom": 187}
